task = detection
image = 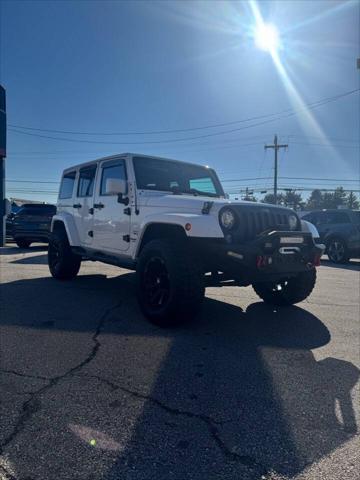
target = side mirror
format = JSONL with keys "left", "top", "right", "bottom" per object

{"left": 105, "top": 178, "right": 129, "bottom": 205}
{"left": 105, "top": 178, "right": 127, "bottom": 196}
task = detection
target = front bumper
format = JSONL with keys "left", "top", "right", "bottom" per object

{"left": 192, "top": 231, "right": 325, "bottom": 283}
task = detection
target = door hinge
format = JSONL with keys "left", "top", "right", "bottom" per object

{"left": 124, "top": 207, "right": 131, "bottom": 216}
{"left": 88, "top": 230, "right": 94, "bottom": 238}
{"left": 123, "top": 234, "right": 130, "bottom": 243}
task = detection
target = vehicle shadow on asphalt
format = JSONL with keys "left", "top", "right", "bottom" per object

{"left": 320, "top": 259, "right": 360, "bottom": 272}
{"left": 0, "top": 245, "right": 48, "bottom": 256}
{"left": 1, "top": 272, "right": 359, "bottom": 479}
{"left": 10, "top": 253, "right": 48, "bottom": 265}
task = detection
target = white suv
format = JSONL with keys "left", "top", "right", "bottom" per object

{"left": 48, "top": 153, "right": 324, "bottom": 326}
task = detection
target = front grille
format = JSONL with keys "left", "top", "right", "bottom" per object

{"left": 232, "top": 206, "right": 299, "bottom": 242}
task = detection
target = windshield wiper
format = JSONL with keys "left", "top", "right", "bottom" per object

{"left": 169, "top": 186, "right": 219, "bottom": 198}
{"left": 181, "top": 188, "right": 219, "bottom": 198}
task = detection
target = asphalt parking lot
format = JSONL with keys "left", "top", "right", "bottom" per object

{"left": 0, "top": 244, "right": 359, "bottom": 480}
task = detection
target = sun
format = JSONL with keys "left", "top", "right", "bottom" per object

{"left": 254, "top": 23, "right": 280, "bottom": 53}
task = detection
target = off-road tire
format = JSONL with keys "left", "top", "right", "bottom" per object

{"left": 326, "top": 237, "right": 349, "bottom": 264}
{"left": 15, "top": 239, "right": 31, "bottom": 249}
{"left": 253, "top": 268, "right": 316, "bottom": 306}
{"left": 136, "top": 239, "right": 205, "bottom": 327}
{"left": 48, "top": 230, "right": 81, "bottom": 280}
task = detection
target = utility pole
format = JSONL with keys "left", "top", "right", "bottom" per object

{"left": 0, "top": 85, "right": 6, "bottom": 247}
{"left": 264, "top": 134, "right": 288, "bottom": 204}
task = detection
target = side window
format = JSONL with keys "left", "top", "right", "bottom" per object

{"left": 325, "top": 212, "right": 351, "bottom": 224}
{"left": 77, "top": 165, "right": 97, "bottom": 198}
{"left": 59, "top": 171, "right": 76, "bottom": 199}
{"left": 100, "top": 160, "right": 127, "bottom": 196}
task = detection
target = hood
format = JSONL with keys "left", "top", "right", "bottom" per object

{"left": 138, "top": 191, "right": 294, "bottom": 215}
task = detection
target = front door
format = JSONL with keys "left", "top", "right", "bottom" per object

{"left": 92, "top": 158, "right": 131, "bottom": 253}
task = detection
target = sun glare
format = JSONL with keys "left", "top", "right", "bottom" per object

{"left": 254, "top": 23, "right": 279, "bottom": 52}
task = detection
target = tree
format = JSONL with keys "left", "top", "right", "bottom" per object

{"left": 346, "top": 191, "right": 360, "bottom": 209}
{"left": 306, "top": 187, "right": 354, "bottom": 210}
{"left": 332, "top": 187, "right": 347, "bottom": 209}
{"left": 306, "top": 189, "right": 323, "bottom": 210}
{"left": 282, "top": 190, "right": 304, "bottom": 210}
{"left": 262, "top": 193, "right": 284, "bottom": 205}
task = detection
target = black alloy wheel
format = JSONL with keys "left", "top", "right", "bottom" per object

{"left": 136, "top": 239, "right": 204, "bottom": 327}
{"left": 253, "top": 268, "right": 317, "bottom": 306}
{"left": 48, "top": 230, "right": 81, "bottom": 280}
{"left": 327, "top": 238, "right": 349, "bottom": 264}
{"left": 143, "top": 256, "right": 171, "bottom": 311}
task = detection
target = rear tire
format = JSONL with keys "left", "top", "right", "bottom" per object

{"left": 253, "top": 268, "right": 316, "bottom": 306}
{"left": 48, "top": 230, "right": 81, "bottom": 280}
{"left": 327, "top": 237, "right": 349, "bottom": 264}
{"left": 136, "top": 239, "right": 204, "bottom": 327}
{"left": 15, "top": 239, "right": 31, "bottom": 249}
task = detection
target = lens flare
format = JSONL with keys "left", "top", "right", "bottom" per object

{"left": 254, "top": 23, "right": 279, "bottom": 52}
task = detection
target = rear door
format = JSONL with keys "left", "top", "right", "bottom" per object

{"left": 92, "top": 158, "right": 130, "bottom": 253}
{"left": 73, "top": 164, "right": 97, "bottom": 246}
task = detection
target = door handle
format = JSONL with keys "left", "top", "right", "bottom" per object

{"left": 73, "top": 203, "right": 82, "bottom": 209}
{"left": 93, "top": 203, "right": 105, "bottom": 209}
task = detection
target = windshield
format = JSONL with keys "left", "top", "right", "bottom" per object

{"left": 133, "top": 156, "right": 224, "bottom": 198}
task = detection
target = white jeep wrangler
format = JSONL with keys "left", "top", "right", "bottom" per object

{"left": 49, "top": 153, "right": 324, "bottom": 326}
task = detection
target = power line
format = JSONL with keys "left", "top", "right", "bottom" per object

{"left": 8, "top": 89, "right": 359, "bottom": 146}
{"left": 290, "top": 141, "right": 359, "bottom": 149}
{"left": 5, "top": 176, "right": 359, "bottom": 186}
{"left": 288, "top": 134, "right": 359, "bottom": 143}
{"left": 8, "top": 89, "right": 359, "bottom": 136}
{"left": 6, "top": 179, "right": 60, "bottom": 184}
{"left": 221, "top": 176, "right": 360, "bottom": 183}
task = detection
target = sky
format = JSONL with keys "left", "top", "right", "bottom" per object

{"left": 0, "top": 0, "right": 359, "bottom": 203}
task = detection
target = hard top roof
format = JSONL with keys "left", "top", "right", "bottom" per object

{"left": 62, "top": 153, "right": 213, "bottom": 174}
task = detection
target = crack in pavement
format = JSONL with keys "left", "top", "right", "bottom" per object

{"left": 78, "top": 374, "right": 269, "bottom": 478}
{"left": 0, "top": 370, "right": 50, "bottom": 382}
{"left": 0, "top": 302, "right": 122, "bottom": 460}
{"left": 1, "top": 298, "right": 269, "bottom": 478}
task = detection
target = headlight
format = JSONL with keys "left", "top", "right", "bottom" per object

{"left": 288, "top": 214, "right": 298, "bottom": 230}
{"left": 220, "top": 209, "right": 236, "bottom": 230}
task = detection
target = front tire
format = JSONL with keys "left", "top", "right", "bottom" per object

{"left": 136, "top": 240, "right": 204, "bottom": 327}
{"left": 48, "top": 230, "right": 81, "bottom": 280}
{"left": 253, "top": 268, "right": 317, "bottom": 306}
{"left": 327, "top": 237, "right": 349, "bottom": 264}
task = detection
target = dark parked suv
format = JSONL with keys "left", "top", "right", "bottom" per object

{"left": 9, "top": 203, "right": 56, "bottom": 248}
{"left": 302, "top": 209, "right": 360, "bottom": 263}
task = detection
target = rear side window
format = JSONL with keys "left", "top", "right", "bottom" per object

{"left": 100, "top": 160, "right": 127, "bottom": 195}
{"left": 18, "top": 205, "right": 56, "bottom": 216}
{"left": 77, "top": 165, "right": 97, "bottom": 197}
{"left": 324, "top": 212, "right": 350, "bottom": 224}
{"left": 59, "top": 171, "right": 76, "bottom": 199}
